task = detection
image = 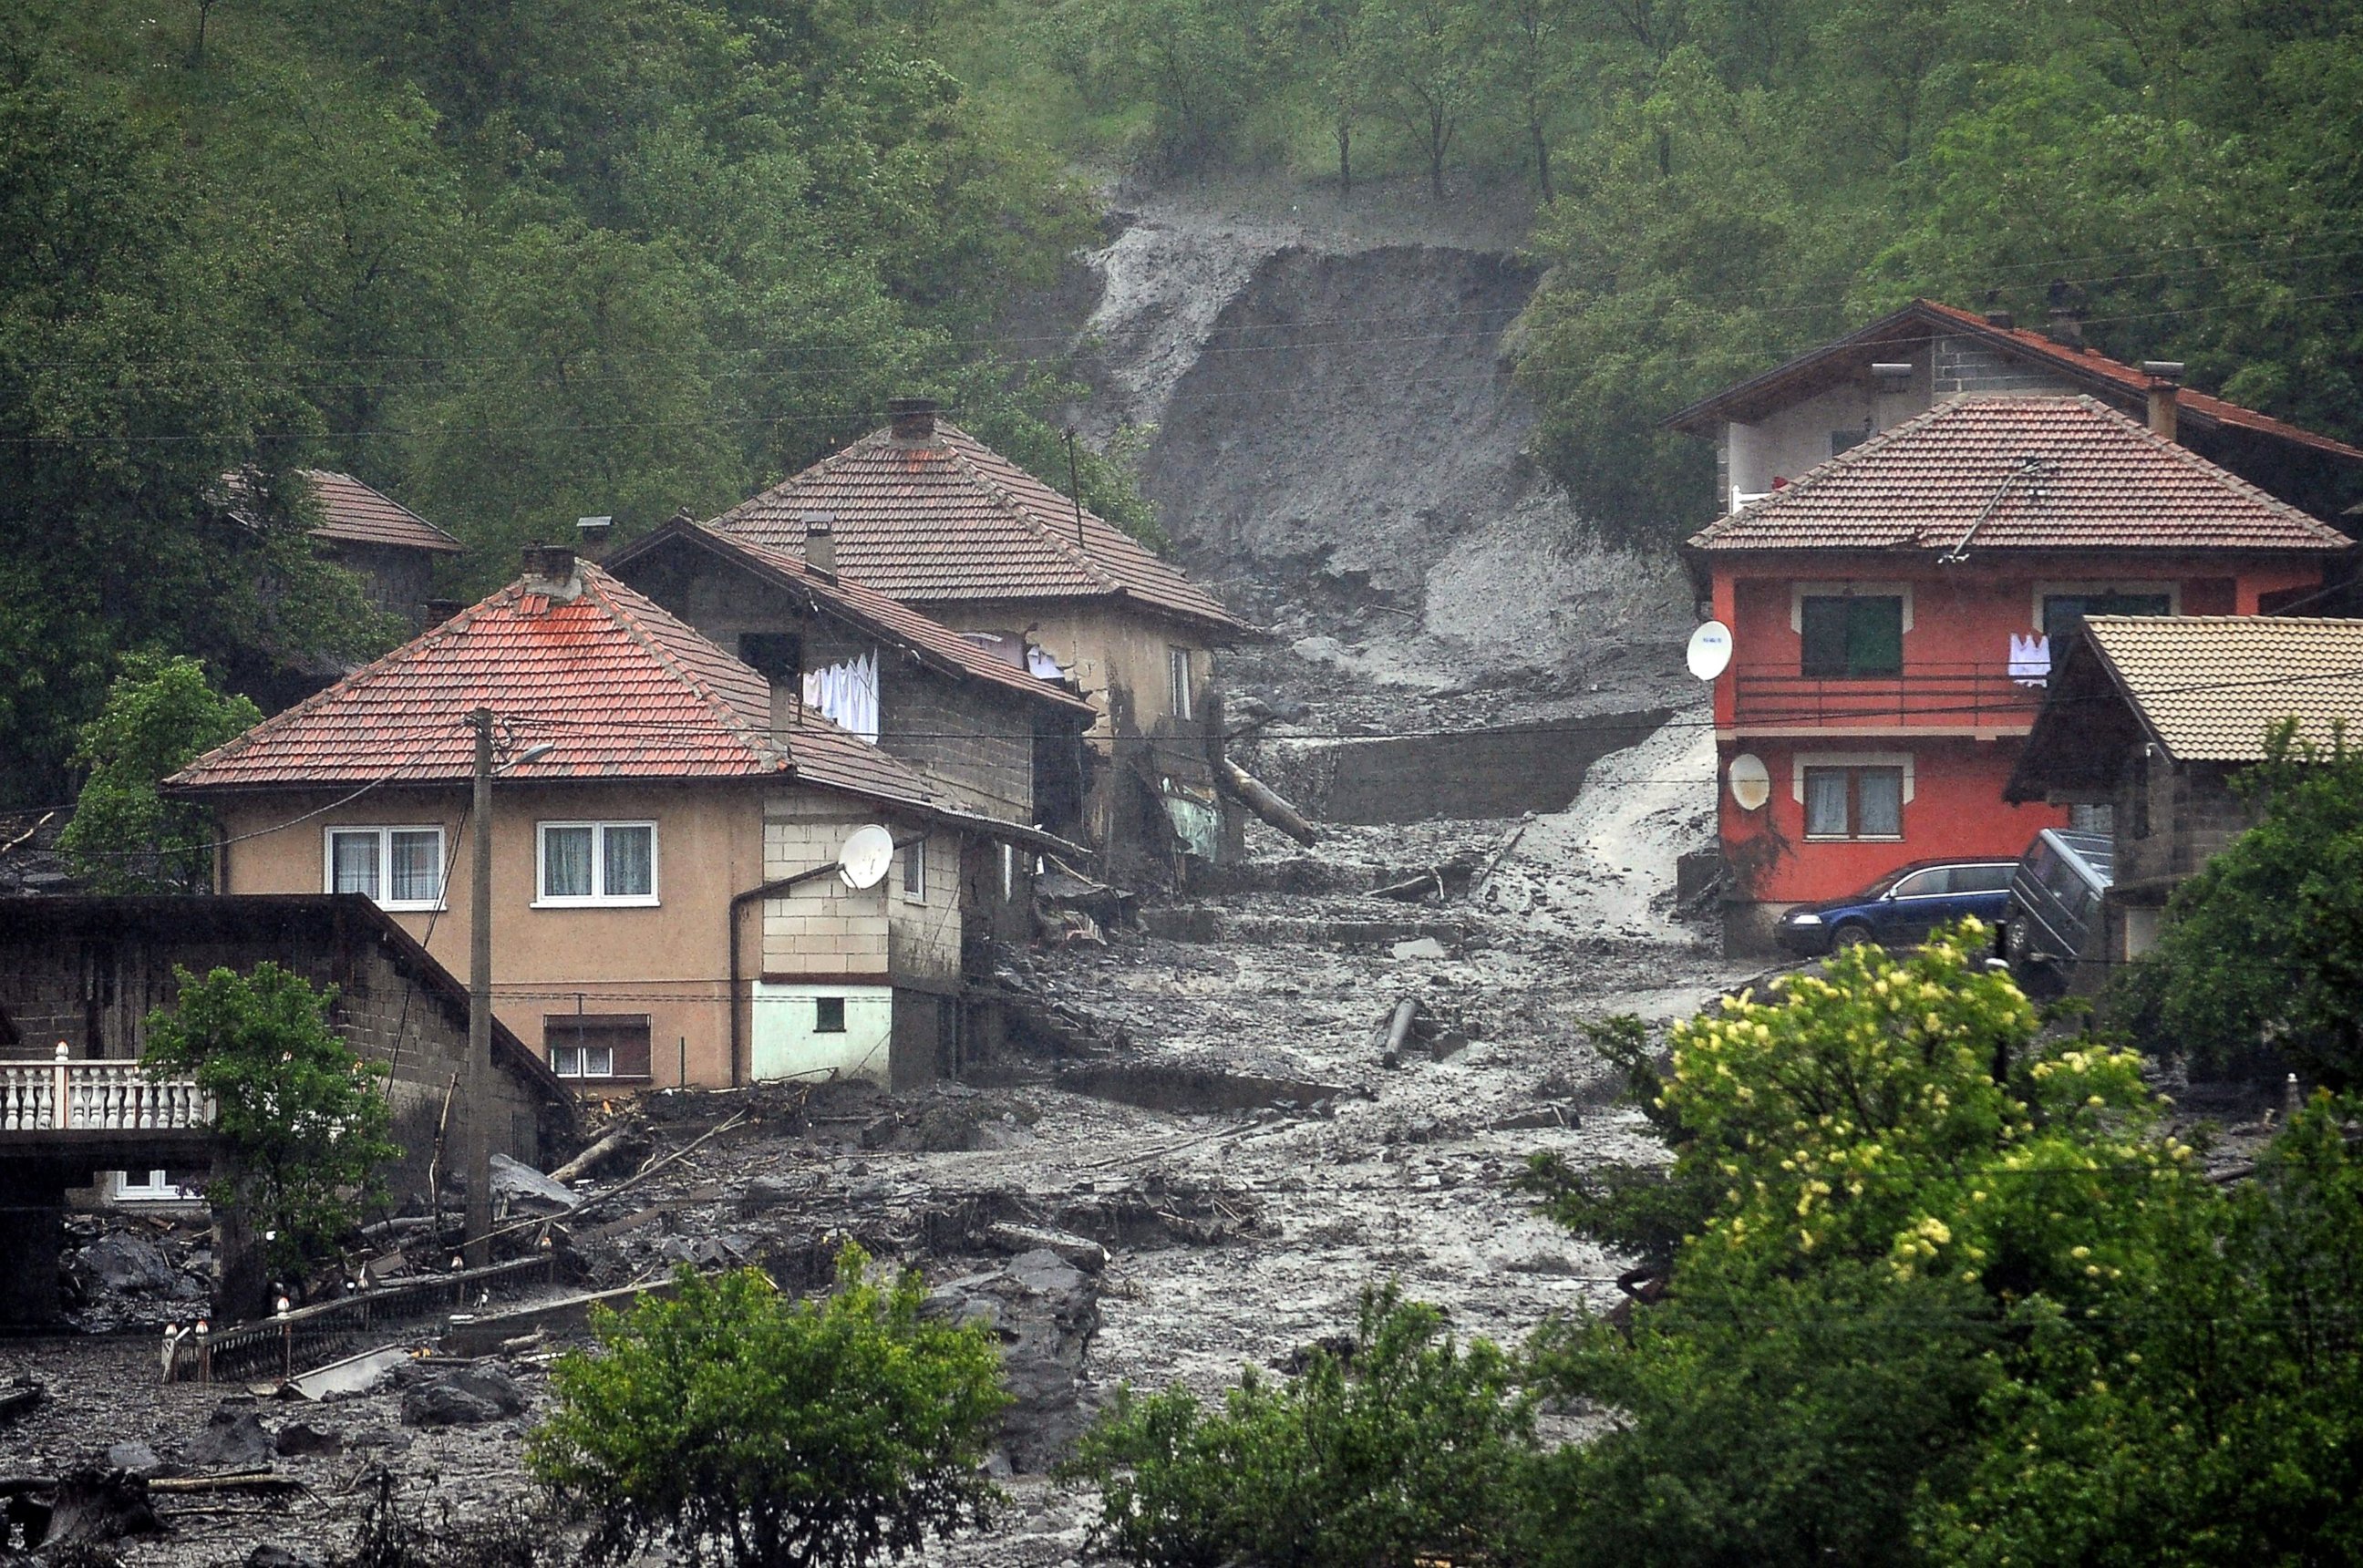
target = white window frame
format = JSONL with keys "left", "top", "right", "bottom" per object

{"left": 112, "top": 1169, "right": 198, "bottom": 1202}
{"left": 902, "top": 835, "right": 927, "bottom": 904}
{"left": 1168, "top": 645, "right": 1195, "bottom": 721}
{"left": 549, "top": 1040, "right": 615, "bottom": 1078}
{"left": 1792, "top": 750, "right": 1915, "bottom": 842}
{"left": 1790, "top": 581, "right": 1914, "bottom": 635}
{"left": 534, "top": 820, "right": 661, "bottom": 908}
{"left": 322, "top": 825, "right": 447, "bottom": 911}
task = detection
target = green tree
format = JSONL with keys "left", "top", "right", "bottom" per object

{"left": 58, "top": 653, "right": 261, "bottom": 893}
{"left": 529, "top": 1248, "right": 1009, "bottom": 1568}
{"left": 2110, "top": 726, "right": 2363, "bottom": 1087}
{"left": 141, "top": 963, "right": 400, "bottom": 1283}
{"left": 1061, "top": 1284, "right": 1532, "bottom": 1567}
{"left": 1273, "top": 0, "right": 1374, "bottom": 193}
{"left": 1364, "top": 0, "right": 1485, "bottom": 199}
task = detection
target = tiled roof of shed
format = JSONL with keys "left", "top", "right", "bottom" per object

{"left": 168, "top": 562, "right": 941, "bottom": 810}
{"left": 1687, "top": 396, "right": 2351, "bottom": 555}
{"left": 1666, "top": 299, "right": 2363, "bottom": 463}
{"left": 2081, "top": 615, "right": 2363, "bottom": 763}
{"left": 709, "top": 421, "right": 1246, "bottom": 635}
{"left": 301, "top": 469, "right": 465, "bottom": 553}
{"left": 607, "top": 520, "right": 1096, "bottom": 717}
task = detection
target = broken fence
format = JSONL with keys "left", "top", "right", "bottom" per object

{"left": 161, "top": 1253, "right": 560, "bottom": 1386}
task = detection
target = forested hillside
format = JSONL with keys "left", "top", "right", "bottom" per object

{"left": 6, "top": 0, "right": 2361, "bottom": 805}
{"left": 0, "top": 0, "right": 1119, "bottom": 802}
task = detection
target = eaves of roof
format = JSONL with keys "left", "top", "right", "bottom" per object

{"left": 1663, "top": 300, "right": 2363, "bottom": 464}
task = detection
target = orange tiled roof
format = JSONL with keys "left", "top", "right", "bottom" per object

{"left": 709, "top": 420, "right": 1246, "bottom": 635}
{"left": 1687, "top": 396, "right": 2353, "bottom": 555}
{"left": 1665, "top": 300, "right": 2363, "bottom": 464}
{"left": 168, "top": 561, "right": 941, "bottom": 810}
{"left": 606, "top": 519, "right": 1098, "bottom": 717}
{"left": 2079, "top": 614, "right": 2363, "bottom": 761}
{"left": 301, "top": 470, "right": 465, "bottom": 553}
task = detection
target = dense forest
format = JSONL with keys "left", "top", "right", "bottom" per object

{"left": 5, "top": 0, "right": 2361, "bottom": 802}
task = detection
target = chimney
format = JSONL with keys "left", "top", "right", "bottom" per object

{"left": 802, "top": 513, "right": 837, "bottom": 578}
{"left": 738, "top": 634, "right": 803, "bottom": 740}
{"left": 421, "top": 597, "right": 462, "bottom": 627}
{"left": 521, "top": 543, "right": 580, "bottom": 600}
{"left": 575, "top": 514, "right": 613, "bottom": 555}
{"left": 1983, "top": 308, "right": 2015, "bottom": 329}
{"left": 2142, "top": 361, "right": 2185, "bottom": 442}
{"left": 887, "top": 397, "right": 938, "bottom": 441}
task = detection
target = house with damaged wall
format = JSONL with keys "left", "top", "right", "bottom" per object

{"left": 2006, "top": 615, "right": 2363, "bottom": 987}
{"left": 166, "top": 548, "right": 1083, "bottom": 1097}
{"left": 700, "top": 398, "right": 1255, "bottom": 875}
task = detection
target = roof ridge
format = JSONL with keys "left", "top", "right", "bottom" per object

{"left": 710, "top": 428, "right": 892, "bottom": 530}
{"left": 579, "top": 567, "right": 784, "bottom": 772}
{"left": 934, "top": 428, "right": 1124, "bottom": 594}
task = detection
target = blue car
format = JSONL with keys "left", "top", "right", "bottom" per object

{"left": 1775, "top": 858, "right": 2018, "bottom": 956}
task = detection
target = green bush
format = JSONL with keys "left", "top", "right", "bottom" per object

{"left": 140, "top": 962, "right": 398, "bottom": 1281}
{"left": 58, "top": 653, "right": 259, "bottom": 893}
{"left": 528, "top": 1249, "right": 1009, "bottom": 1568}
{"left": 1060, "top": 1284, "right": 1532, "bottom": 1567}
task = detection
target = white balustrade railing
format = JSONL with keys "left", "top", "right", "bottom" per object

{"left": 0, "top": 1045, "right": 212, "bottom": 1133}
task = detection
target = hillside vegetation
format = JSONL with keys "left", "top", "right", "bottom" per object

{"left": 5, "top": 0, "right": 2360, "bottom": 803}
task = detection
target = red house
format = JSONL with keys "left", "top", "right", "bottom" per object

{"left": 1687, "top": 394, "right": 2349, "bottom": 952}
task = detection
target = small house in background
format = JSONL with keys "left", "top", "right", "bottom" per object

{"left": 1665, "top": 298, "right": 2363, "bottom": 523}
{"left": 706, "top": 398, "right": 1254, "bottom": 876}
{"left": 1688, "top": 394, "right": 2350, "bottom": 954}
{"left": 299, "top": 469, "right": 465, "bottom": 628}
{"left": 2006, "top": 615, "right": 2363, "bottom": 984}
{"left": 167, "top": 547, "right": 1078, "bottom": 1096}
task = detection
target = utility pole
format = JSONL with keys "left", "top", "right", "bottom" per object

{"left": 464, "top": 707, "right": 494, "bottom": 1265}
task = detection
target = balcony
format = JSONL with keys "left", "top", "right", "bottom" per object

{"left": 1727, "top": 663, "right": 2046, "bottom": 733}
{"left": 1, "top": 1045, "right": 212, "bottom": 1134}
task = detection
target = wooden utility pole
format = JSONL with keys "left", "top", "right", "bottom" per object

{"left": 464, "top": 707, "right": 494, "bottom": 1264}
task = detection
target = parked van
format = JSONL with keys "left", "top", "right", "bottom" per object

{"left": 2004, "top": 829, "right": 2115, "bottom": 990}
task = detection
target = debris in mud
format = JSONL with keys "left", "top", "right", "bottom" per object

{"left": 926, "top": 1249, "right": 1101, "bottom": 1474}
{"left": 0, "top": 1381, "right": 40, "bottom": 1429}
{"left": 187, "top": 1402, "right": 275, "bottom": 1470}
{"left": 399, "top": 1365, "right": 523, "bottom": 1429}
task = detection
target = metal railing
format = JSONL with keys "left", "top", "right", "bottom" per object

{"left": 161, "top": 1251, "right": 562, "bottom": 1385}
{"left": 0, "top": 1044, "right": 212, "bottom": 1133}
{"left": 1729, "top": 664, "right": 2046, "bottom": 728}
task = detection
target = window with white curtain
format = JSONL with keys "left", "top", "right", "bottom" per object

{"left": 536, "top": 821, "right": 659, "bottom": 905}
{"left": 324, "top": 826, "right": 445, "bottom": 910}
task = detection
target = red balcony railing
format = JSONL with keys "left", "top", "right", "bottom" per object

{"left": 1728, "top": 664, "right": 2046, "bottom": 729}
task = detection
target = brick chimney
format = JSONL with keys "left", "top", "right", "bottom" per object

{"left": 888, "top": 397, "right": 938, "bottom": 441}
{"left": 2142, "top": 362, "right": 2184, "bottom": 443}
{"left": 738, "top": 634, "right": 803, "bottom": 740}
{"left": 802, "top": 513, "right": 838, "bottom": 578}
{"left": 2044, "top": 279, "right": 2087, "bottom": 348}
{"left": 1983, "top": 308, "right": 2015, "bottom": 329}
{"left": 521, "top": 543, "right": 581, "bottom": 600}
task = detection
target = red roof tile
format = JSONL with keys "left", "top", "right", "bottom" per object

{"left": 606, "top": 520, "right": 1098, "bottom": 717}
{"left": 709, "top": 421, "right": 1246, "bottom": 636}
{"left": 1666, "top": 300, "right": 2363, "bottom": 464}
{"left": 168, "top": 562, "right": 944, "bottom": 811}
{"left": 1688, "top": 396, "right": 2353, "bottom": 555}
{"left": 301, "top": 470, "right": 465, "bottom": 553}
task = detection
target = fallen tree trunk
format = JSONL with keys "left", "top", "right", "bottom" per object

{"left": 546, "top": 1124, "right": 651, "bottom": 1186}
{"left": 1219, "top": 758, "right": 1320, "bottom": 847}
{"left": 1383, "top": 999, "right": 1419, "bottom": 1060}
{"left": 23, "top": 1469, "right": 166, "bottom": 1551}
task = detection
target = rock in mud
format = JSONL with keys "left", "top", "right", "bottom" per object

{"left": 248, "top": 1544, "right": 326, "bottom": 1568}
{"left": 273, "top": 1420, "right": 343, "bottom": 1457}
{"left": 188, "top": 1402, "right": 276, "bottom": 1468}
{"left": 102, "top": 1441, "right": 166, "bottom": 1479}
{"left": 70, "top": 1236, "right": 177, "bottom": 1295}
{"left": 925, "top": 1249, "right": 1100, "bottom": 1474}
{"left": 399, "top": 1365, "right": 521, "bottom": 1428}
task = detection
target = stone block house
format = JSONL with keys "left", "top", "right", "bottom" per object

{"left": 702, "top": 398, "right": 1253, "bottom": 874}
{"left": 2006, "top": 615, "right": 2363, "bottom": 984}
{"left": 301, "top": 469, "right": 465, "bottom": 628}
{"left": 167, "top": 548, "right": 1078, "bottom": 1095}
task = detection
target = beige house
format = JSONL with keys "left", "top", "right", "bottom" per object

{"left": 169, "top": 547, "right": 1073, "bottom": 1093}
{"left": 707, "top": 398, "right": 1254, "bottom": 871}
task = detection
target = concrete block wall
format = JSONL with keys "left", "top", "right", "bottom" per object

{"left": 887, "top": 832, "right": 961, "bottom": 984}
{"left": 882, "top": 679, "right": 1033, "bottom": 822}
{"left": 1933, "top": 338, "right": 2077, "bottom": 397}
{"left": 762, "top": 792, "right": 891, "bottom": 977}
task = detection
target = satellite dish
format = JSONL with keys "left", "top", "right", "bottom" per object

{"left": 1728, "top": 753, "right": 1772, "bottom": 812}
{"left": 837, "top": 825, "right": 895, "bottom": 890}
{"left": 1687, "top": 620, "right": 1734, "bottom": 681}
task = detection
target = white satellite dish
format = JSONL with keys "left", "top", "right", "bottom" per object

{"left": 837, "top": 825, "right": 895, "bottom": 890}
{"left": 1687, "top": 620, "right": 1734, "bottom": 681}
{"left": 1728, "top": 753, "right": 1772, "bottom": 811}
